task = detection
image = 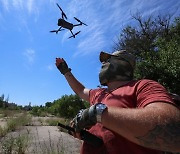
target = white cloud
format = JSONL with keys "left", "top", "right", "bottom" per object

{"left": 47, "top": 64, "right": 54, "bottom": 71}
{"left": 23, "top": 49, "right": 35, "bottom": 64}
{"left": 1, "top": 0, "right": 178, "bottom": 59}
{"left": 1, "top": 0, "right": 9, "bottom": 11}
{"left": 13, "top": 0, "right": 23, "bottom": 10}
{"left": 27, "top": 0, "right": 34, "bottom": 14}
{"left": 1, "top": 0, "right": 40, "bottom": 16}
{"left": 64, "top": 0, "right": 136, "bottom": 57}
{"left": 65, "top": 0, "right": 107, "bottom": 56}
{"left": 74, "top": 28, "right": 105, "bottom": 56}
{"left": 68, "top": 0, "right": 180, "bottom": 57}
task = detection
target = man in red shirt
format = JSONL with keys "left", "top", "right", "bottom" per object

{"left": 55, "top": 50, "right": 180, "bottom": 154}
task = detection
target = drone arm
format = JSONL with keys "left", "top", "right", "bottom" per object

{"left": 70, "top": 30, "right": 75, "bottom": 37}
{"left": 62, "top": 13, "right": 67, "bottom": 20}
{"left": 74, "top": 17, "right": 88, "bottom": 26}
{"left": 58, "top": 26, "right": 62, "bottom": 31}
{"left": 68, "top": 30, "right": 81, "bottom": 38}
{"left": 56, "top": 3, "right": 67, "bottom": 20}
{"left": 73, "top": 23, "right": 82, "bottom": 27}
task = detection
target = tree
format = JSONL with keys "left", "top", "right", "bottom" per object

{"left": 53, "top": 94, "right": 88, "bottom": 118}
{"left": 0, "top": 94, "right": 8, "bottom": 108}
{"left": 154, "top": 18, "right": 180, "bottom": 93}
{"left": 45, "top": 102, "right": 52, "bottom": 108}
{"left": 114, "top": 14, "right": 180, "bottom": 94}
{"left": 114, "top": 13, "right": 172, "bottom": 58}
{"left": 0, "top": 94, "right": 4, "bottom": 108}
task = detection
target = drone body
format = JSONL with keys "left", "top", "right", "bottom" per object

{"left": 58, "top": 19, "right": 73, "bottom": 30}
{"left": 50, "top": 3, "right": 87, "bottom": 39}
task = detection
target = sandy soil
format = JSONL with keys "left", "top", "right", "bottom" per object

{"left": 0, "top": 118, "right": 6, "bottom": 128}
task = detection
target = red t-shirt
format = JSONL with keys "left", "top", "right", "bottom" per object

{"left": 80, "top": 79, "right": 175, "bottom": 154}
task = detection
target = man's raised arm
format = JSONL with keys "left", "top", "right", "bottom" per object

{"left": 55, "top": 58, "right": 90, "bottom": 102}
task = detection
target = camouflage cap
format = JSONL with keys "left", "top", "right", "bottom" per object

{"left": 99, "top": 50, "right": 136, "bottom": 69}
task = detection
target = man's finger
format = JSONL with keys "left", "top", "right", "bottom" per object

{"left": 73, "top": 132, "right": 81, "bottom": 139}
{"left": 56, "top": 58, "right": 64, "bottom": 63}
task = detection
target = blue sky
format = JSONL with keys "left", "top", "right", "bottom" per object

{"left": 0, "top": 0, "right": 179, "bottom": 106}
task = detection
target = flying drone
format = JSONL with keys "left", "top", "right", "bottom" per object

{"left": 50, "top": 3, "right": 87, "bottom": 39}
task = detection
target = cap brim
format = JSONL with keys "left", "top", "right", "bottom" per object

{"left": 99, "top": 51, "right": 112, "bottom": 63}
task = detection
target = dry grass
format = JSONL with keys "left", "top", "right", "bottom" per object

{"left": 0, "top": 112, "right": 81, "bottom": 154}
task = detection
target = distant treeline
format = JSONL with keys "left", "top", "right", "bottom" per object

{"left": 0, "top": 94, "right": 22, "bottom": 110}
{"left": 30, "top": 94, "right": 89, "bottom": 118}
{"left": 0, "top": 93, "right": 89, "bottom": 119}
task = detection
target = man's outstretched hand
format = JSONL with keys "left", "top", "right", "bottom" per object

{"left": 55, "top": 58, "right": 71, "bottom": 75}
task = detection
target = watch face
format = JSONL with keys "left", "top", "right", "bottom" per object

{"left": 96, "top": 103, "right": 107, "bottom": 123}
{"left": 96, "top": 103, "right": 105, "bottom": 109}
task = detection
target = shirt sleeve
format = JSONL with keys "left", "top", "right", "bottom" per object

{"left": 89, "top": 89, "right": 103, "bottom": 105}
{"left": 136, "top": 79, "right": 175, "bottom": 108}
{"left": 89, "top": 89, "right": 96, "bottom": 105}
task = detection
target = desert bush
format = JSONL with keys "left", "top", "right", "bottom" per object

{"left": 0, "top": 113, "right": 32, "bottom": 137}
{"left": 46, "top": 117, "right": 70, "bottom": 127}
{"left": 46, "top": 118, "right": 60, "bottom": 126}
{"left": 0, "top": 126, "right": 6, "bottom": 137}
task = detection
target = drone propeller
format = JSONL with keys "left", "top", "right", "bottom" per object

{"left": 74, "top": 31, "right": 81, "bottom": 35}
{"left": 50, "top": 30, "right": 58, "bottom": 33}
{"left": 50, "top": 27, "right": 65, "bottom": 34}
{"left": 56, "top": 3, "right": 67, "bottom": 20}
{"left": 68, "top": 31, "right": 81, "bottom": 39}
{"left": 74, "top": 17, "right": 88, "bottom": 26}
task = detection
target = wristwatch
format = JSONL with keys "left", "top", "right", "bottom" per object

{"left": 95, "top": 103, "right": 107, "bottom": 123}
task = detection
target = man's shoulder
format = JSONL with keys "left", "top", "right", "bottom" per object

{"left": 134, "top": 79, "right": 158, "bottom": 83}
{"left": 132, "top": 79, "right": 161, "bottom": 87}
{"left": 90, "top": 88, "right": 107, "bottom": 93}
{"left": 89, "top": 88, "right": 107, "bottom": 105}
{"left": 127, "top": 79, "right": 165, "bottom": 95}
